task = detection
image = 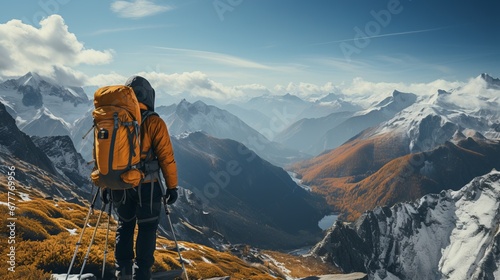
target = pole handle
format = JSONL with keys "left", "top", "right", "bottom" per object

{"left": 163, "top": 197, "right": 170, "bottom": 215}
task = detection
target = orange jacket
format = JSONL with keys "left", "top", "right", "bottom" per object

{"left": 139, "top": 103, "right": 178, "bottom": 189}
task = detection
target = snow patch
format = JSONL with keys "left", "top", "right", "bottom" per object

{"left": 201, "top": 256, "right": 212, "bottom": 263}
{"left": 51, "top": 273, "right": 95, "bottom": 280}
{"left": 262, "top": 254, "right": 292, "bottom": 280}
{"left": 288, "top": 171, "right": 311, "bottom": 191}
{"left": 18, "top": 192, "right": 31, "bottom": 201}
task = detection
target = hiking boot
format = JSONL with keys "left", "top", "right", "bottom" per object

{"left": 133, "top": 265, "right": 152, "bottom": 280}
{"left": 115, "top": 261, "right": 133, "bottom": 280}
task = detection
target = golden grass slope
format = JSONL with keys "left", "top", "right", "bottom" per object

{"left": 0, "top": 190, "right": 338, "bottom": 279}
{"left": 294, "top": 134, "right": 408, "bottom": 183}
{"left": 0, "top": 192, "right": 278, "bottom": 279}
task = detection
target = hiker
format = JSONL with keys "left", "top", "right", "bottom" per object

{"left": 107, "top": 76, "right": 178, "bottom": 280}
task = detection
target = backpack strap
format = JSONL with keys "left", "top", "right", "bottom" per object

{"left": 138, "top": 110, "right": 168, "bottom": 212}
{"left": 139, "top": 110, "right": 160, "bottom": 167}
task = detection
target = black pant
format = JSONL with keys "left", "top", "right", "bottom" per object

{"left": 112, "top": 182, "right": 162, "bottom": 280}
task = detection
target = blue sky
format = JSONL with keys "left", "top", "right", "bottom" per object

{"left": 0, "top": 0, "right": 499, "bottom": 101}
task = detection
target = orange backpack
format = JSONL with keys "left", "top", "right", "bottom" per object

{"left": 90, "top": 85, "right": 144, "bottom": 190}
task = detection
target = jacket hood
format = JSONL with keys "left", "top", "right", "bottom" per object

{"left": 125, "top": 75, "right": 155, "bottom": 111}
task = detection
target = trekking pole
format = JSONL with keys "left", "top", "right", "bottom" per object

{"left": 101, "top": 200, "right": 112, "bottom": 279}
{"left": 163, "top": 197, "right": 189, "bottom": 280}
{"left": 78, "top": 199, "right": 107, "bottom": 278}
{"left": 82, "top": 125, "right": 94, "bottom": 140}
{"left": 65, "top": 190, "right": 99, "bottom": 280}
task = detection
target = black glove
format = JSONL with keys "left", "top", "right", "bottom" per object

{"left": 165, "top": 188, "right": 178, "bottom": 205}
{"left": 100, "top": 188, "right": 110, "bottom": 204}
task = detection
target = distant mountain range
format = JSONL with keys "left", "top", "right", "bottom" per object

{"left": 275, "top": 90, "right": 416, "bottom": 155}
{"left": 225, "top": 92, "right": 361, "bottom": 144}
{"left": 161, "top": 99, "right": 309, "bottom": 166}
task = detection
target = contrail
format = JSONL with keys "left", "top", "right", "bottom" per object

{"left": 312, "top": 26, "right": 450, "bottom": 46}
{"left": 89, "top": 24, "right": 168, "bottom": 36}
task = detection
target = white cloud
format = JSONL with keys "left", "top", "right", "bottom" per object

{"left": 111, "top": 0, "right": 173, "bottom": 19}
{"left": 234, "top": 84, "right": 273, "bottom": 99}
{"left": 87, "top": 72, "right": 127, "bottom": 87}
{"left": 132, "top": 71, "right": 246, "bottom": 102}
{"left": 343, "top": 77, "right": 464, "bottom": 97}
{"left": 86, "top": 71, "right": 274, "bottom": 104}
{"left": 338, "top": 77, "right": 465, "bottom": 107}
{"left": 270, "top": 76, "right": 467, "bottom": 108}
{"left": 144, "top": 71, "right": 469, "bottom": 105}
{"left": 274, "top": 82, "right": 339, "bottom": 99}
{"left": 51, "top": 65, "right": 89, "bottom": 86}
{"left": 0, "top": 15, "right": 113, "bottom": 84}
{"left": 85, "top": 68, "right": 475, "bottom": 108}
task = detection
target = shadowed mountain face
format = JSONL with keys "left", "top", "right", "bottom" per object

{"left": 0, "top": 102, "right": 56, "bottom": 175}
{"left": 0, "top": 101, "right": 98, "bottom": 203}
{"left": 172, "top": 131, "right": 327, "bottom": 249}
{"left": 31, "top": 135, "right": 92, "bottom": 189}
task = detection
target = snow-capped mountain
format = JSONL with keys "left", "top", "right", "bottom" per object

{"left": 319, "top": 90, "right": 417, "bottom": 150}
{"left": 366, "top": 74, "right": 500, "bottom": 153}
{"left": 481, "top": 73, "right": 500, "bottom": 89}
{"left": 166, "top": 99, "right": 266, "bottom": 144}
{"left": 309, "top": 170, "right": 500, "bottom": 280}
{"left": 279, "top": 73, "right": 500, "bottom": 157}
{"left": 164, "top": 99, "right": 308, "bottom": 166}
{"left": 297, "top": 92, "right": 362, "bottom": 121}
{"left": 0, "top": 72, "right": 92, "bottom": 137}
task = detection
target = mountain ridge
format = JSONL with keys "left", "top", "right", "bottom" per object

{"left": 171, "top": 131, "right": 327, "bottom": 249}
{"left": 309, "top": 170, "right": 500, "bottom": 279}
